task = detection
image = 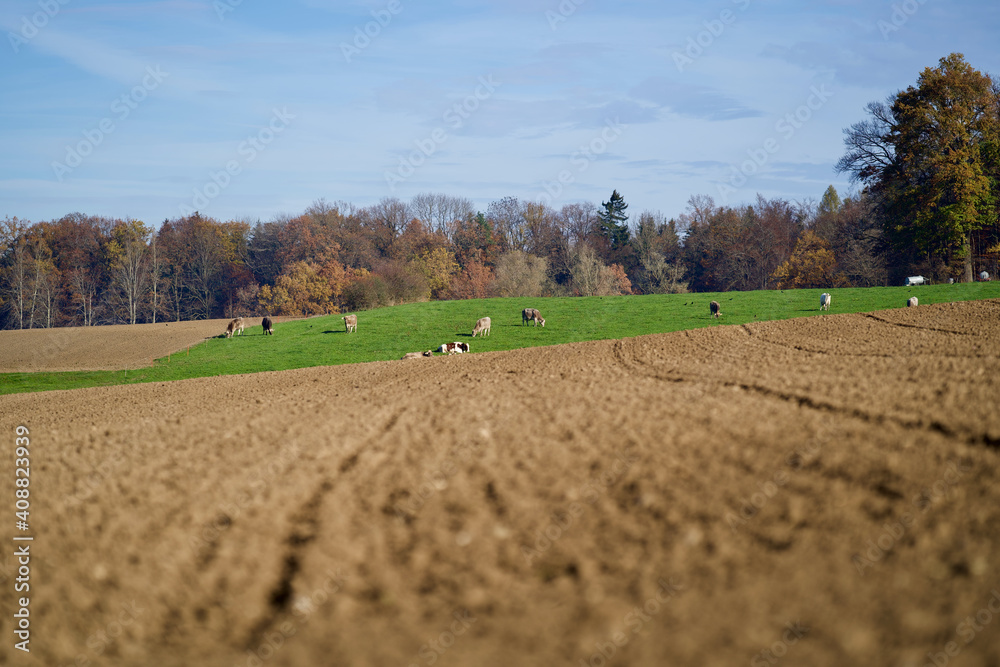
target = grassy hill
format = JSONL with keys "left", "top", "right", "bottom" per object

{"left": 2, "top": 283, "right": 998, "bottom": 395}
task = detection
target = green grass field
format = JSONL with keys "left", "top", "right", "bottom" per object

{"left": 2, "top": 283, "right": 998, "bottom": 395}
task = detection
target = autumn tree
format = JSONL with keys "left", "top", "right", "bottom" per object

{"left": 451, "top": 212, "right": 501, "bottom": 268}
{"left": 47, "top": 213, "right": 110, "bottom": 326}
{"left": 183, "top": 215, "right": 226, "bottom": 318}
{"left": 570, "top": 244, "right": 631, "bottom": 296}
{"left": 392, "top": 219, "right": 449, "bottom": 266}
{"left": 811, "top": 189, "right": 888, "bottom": 287}
{"left": 631, "top": 211, "right": 687, "bottom": 294}
{"left": 147, "top": 231, "right": 167, "bottom": 322}
{"left": 446, "top": 260, "right": 495, "bottom": 299}
{"left": 492, "top": 250, "right": 549, "bottom": 297}
{"left": 549, "top": 203, "right": 600, "bottom": 286}
{"left": 258, "top": 260, "right": 351, "bottom": 316}
{"left": 838, "top": 53, "right": 999, "bottom": 281}
{"left": 772, "top": 231, "right": 849, "bottom": 289}
{"left": 246, "top": 221, "right": 284, "bottom": 288}
{"left": 364, "top": 197, "right": 411, "bottom": 257}
{"left": 106, "top": 219, "right": 151, "bottom": 324}
{"left": 680, "top": 196, "right": 802, "bottom": 292}
{"left": 488, "top": 196, "right": 526, "bottom": 252}
{"left": 23, "top": 230, "right": 59, "bottom": 328}
{"left": 0, "top": 217, "right": 31, "bottom": 328}
{"left": 412, "top": 247, "right": 459, "bottom": 299}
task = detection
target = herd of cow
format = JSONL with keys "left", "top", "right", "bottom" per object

{"left": 223, "top": 294, "right": 924, "bottom": 352}
{"left": 221, "top": 307, "right": 548, "bottom": 359}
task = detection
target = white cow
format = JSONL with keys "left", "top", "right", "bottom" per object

{"left": 907, "top": 297, "right": 918, "bottom": 307}
{"left": 472, "top": 317, "right": 491, "bottom": 337}
{"left": 820, "top": 293, "right": 831, "bottom": 311}
{"left": 437, "top": 342, "right": 470, "bottom": 354}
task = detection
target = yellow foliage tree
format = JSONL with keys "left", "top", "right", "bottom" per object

{"left": 412, "top": 247, "right": 459, "bottom": 299}
{"left": 258, "top": 260, "right": 360, "bottom": 315}
{"left": 772, "top": 231, "right": 850, "bottom": 289}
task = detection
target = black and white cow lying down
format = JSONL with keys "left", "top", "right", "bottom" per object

{"left": 437, "top": 342, "right": 470, "bottom": 354}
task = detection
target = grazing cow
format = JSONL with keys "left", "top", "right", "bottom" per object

{"left": 262, "top": 316, "right": 274, "bottom": 335}
{"left": 342, "top": 314, "right": 357, "bottom": 333}
{"left": 709, "top": 301, "right": 721, "bottom": 318}
{"left": 907, "top": 296, "right": 918, "bottom": 307}
{"left": 473, "top": 316, "right": 491, "bottom": 337}
{"left": 225, "top": 317, "right": 245, "bottom": 338}
{"left": 820, "top": 293, "right": 832, "bottom": 311}
{"left": 522, "top": 308, "right": 545, "bottom": 327}
{"left": 437, "top": 342, "right": 470, "bottom": 355}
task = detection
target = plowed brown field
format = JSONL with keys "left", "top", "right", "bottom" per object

{"left": 1, "top": 301, "right": 999, "bottom": 667}
{"left": 0, "top": 319, "right": 235, "bottom": 372}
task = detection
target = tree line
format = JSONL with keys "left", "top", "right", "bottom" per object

{"left": 1, "top": 53, "right": 997, "bottom": 329}
{"left": 0, "top": 188, "right": 880, "bottom": 328}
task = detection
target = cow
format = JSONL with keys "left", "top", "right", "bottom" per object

{"left": 437, "top": 342, "right": 470, "bottom": 355}
{"left": 522, "top": 308, "right": 545, "bottom": 327}
{"left": 342, "top": 314, "right": 357, "bottom": 333}
{"left": 473, "top": 316, "right": 491, "bottom": 337}
{"left": 262, "top": 316, "right": 274, "bottom": 335}
{"left": 225, "top": 317, "right": 245, "bottom": 338}
{"left": 907, "top": 297, "right": 918, "bottom": 307}
{"left": 820, "top": 293, "right": 832, "bottom": 311}
{"left": 401, "top": 350, "right": 434, "bottom": 360}
{"left": 709, "top": 301, "right": 721, "bottom": 318}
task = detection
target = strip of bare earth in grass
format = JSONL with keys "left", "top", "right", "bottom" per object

{"left": 2, "top": 283, "right": 998, "bottom": 395}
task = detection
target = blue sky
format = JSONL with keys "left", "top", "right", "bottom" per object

{"left": 1, "top": 0, "right": 998, "bottom": 227}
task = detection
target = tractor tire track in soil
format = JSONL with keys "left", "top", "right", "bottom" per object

{"left": 1, "top": 300, "right": 999, "bottom": 667}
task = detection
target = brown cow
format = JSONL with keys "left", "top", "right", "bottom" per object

{"left": 225, "top": 317, "right": 245, "bottom": 338}
{"left": 709, "top": 301, "right": 721, "bottom": 318}
{"left": 522, "top": 308, "right": 545, "bottom": 327}
{"left": 342, "top": 314, "right": 357, "bottom": 333}
{"left": 262, "top": 316, "right": 274, "bottom": 335}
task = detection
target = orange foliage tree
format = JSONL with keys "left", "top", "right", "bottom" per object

{"left": 446, "top": 260, "right": 494, "bottom": 299}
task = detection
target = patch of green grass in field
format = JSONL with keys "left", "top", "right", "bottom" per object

{"left": 2, "top": 283, "right": 998, "bottom": 395}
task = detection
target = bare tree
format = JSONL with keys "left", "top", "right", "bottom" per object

{"left": 570, "top": 244, "right": 628, "bottom": 296}
{"left": 366, "top": 197, "right": 412, "bottom": 254}
{"left": 148, "top": 232, "right": 164, "bottom": 323}
{"left": 492, "top": 250, "right": 549, "bottom": 297}
{"left": 107, "top": 220, "right": 151, "bottom": 324}
{"left": 411, "top": 192, "right": 474, "bottom": 237}
{"left": 835, "top": 96, "right": 896, "bottom": 185}
{"left": 27, "top": 237, "right": 56, "bottom": 328}
{"left": 68, "top": 269, "right": 100, "bottom": 326}
{"left": 557, "top": 202, "right": 599, "bottom": 247}
{"left": 487, "top": 196, "right": 526, "bottom": 251}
